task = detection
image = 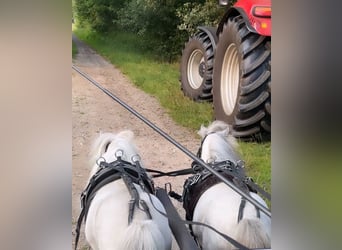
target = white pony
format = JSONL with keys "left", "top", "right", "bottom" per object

{"left": 84, "top": 130, "right": 172, "bottom": 250}
{"left": 186, "top": 121, "right": 271, "bottom": 250}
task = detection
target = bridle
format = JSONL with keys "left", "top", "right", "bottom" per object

{"left": 74, "top": 150, "right": 154, "bottom": 250}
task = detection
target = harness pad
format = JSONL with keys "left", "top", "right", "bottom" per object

{"left": 182, "top": 161, "right": 254, "bottom": 222}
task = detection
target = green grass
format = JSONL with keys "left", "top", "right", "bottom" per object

{"left": 72, "top": 23, "right": 78, "bottom": 58}
{"left": 72, "top": 26, "right": 271, "bottom": 197}
{"left": 239, "top": 142, "right": 271, "bottom": 194}
{"left": 72, "top": 40, "right": 78, "bottom": 58}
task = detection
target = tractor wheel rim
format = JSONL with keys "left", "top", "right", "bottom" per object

{"left": 187, "top": 49, "right": 204, "bottom": 89}
{"left": 221, "top": 43, "right": 239, "bottom": 116}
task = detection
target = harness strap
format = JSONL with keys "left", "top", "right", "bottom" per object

{"left": 145, "top": 167, "right": 195, "bottom": 178}
{"left": 74, "top": 209, "right": 85, "bottom": 250}
{"left": 155, "top": 188, "right": 252, "bottom": 250}
{"left": 192, "top": 161, "right": 271, "bottom": 201}
{"left": 139, "top": 200, "right": 152, "bottom": 220}
{"left": 122, "top": 173, "right": 153, "bottom": 224}
{"left": 244, "top": 177, "right": 271, "bottom": 201}
{"left": 74, "top": 158, "right": 154, "bottom": 250}
{"left": 195, "top": 133, "right": 215, "bottom": 158}
{"left": 238, "top": 198, "right": 247, "bottom": 223}
{"left": 74, "top": 173, "right": 120, "bottom": 250}
{"left": 122, "top": 174, "right": 140, "bottom": 224}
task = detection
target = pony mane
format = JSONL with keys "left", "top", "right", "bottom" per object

{"left": 89, "top": 130, "right": 135, "bottom": 167}
{"left": 198, "top": 120, "right": 238, "bottom": 149}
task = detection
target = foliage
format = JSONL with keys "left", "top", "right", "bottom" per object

{"left": 72, "top": 40, "right": 78, "bottom": 58}
{"left": 115, "top": 0, "right": 192, "bottom": 62}
{"left": 74, "top": 0, "right": 125, "bottom": 32}
{"left": 73, "top": 0, "right": 234, "bottom": 61}
{"left": 176, "top": 0, "right": 226, "bottom": 36}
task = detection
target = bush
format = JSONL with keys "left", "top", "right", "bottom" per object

{"left": 73, "top": 0, "right": 235, "bottom": 61}
{"left": 176, "top": 0, "right": 226, "bottom": 36}
{"left": 74, "top": 0, "right": 125, "bottom": 32}
{"left": 115, "top": 0, "right": 191, "bottom": 62}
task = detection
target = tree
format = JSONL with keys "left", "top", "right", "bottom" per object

{"left": 74, "top": 0, "right": 125, "bottom": 32}
{"left": 74, "top": 0, "right": 232, "bottom": 61}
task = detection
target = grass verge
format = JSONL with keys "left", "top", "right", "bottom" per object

{"left": 72, "top": 40, "right": 78, "bottom": 58}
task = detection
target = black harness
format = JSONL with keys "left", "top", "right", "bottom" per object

{"left": 182, "top": 134, "right": 264, "bottom": 236}
{"left": 182, "top": 160, "right": 257, "bottom": 222}
{"left": 74, "top": 154, "right": 155, "bottom": 250}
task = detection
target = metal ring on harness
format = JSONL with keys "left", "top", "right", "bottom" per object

{"left": 131, "top": 154, "right": 141, "bottom": 163}
{"left": 96, "top": 157, "right": 106, "bottom": 166}
{"left": 115, "top": 149, "right": 124, "bottom": 158}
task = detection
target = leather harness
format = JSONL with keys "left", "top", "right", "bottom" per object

{"left": 74, "top": 155, "right": 154, "bottom": 250}
{"left": 182, "top": 133, "right": 262, "bottom": 226}
{"left": 182, "top": 160, "right": 258, "bottom": 223}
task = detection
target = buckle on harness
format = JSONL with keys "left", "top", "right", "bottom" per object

{"left": 190, "top": 173, "right": 201, "bottom": 185}
{"left": 80, "top": 191, "right": 86, "bottom": 209}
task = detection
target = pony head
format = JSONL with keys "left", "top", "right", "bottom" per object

{"left": 198, "top": 120, "right": 239, "bottom": 150}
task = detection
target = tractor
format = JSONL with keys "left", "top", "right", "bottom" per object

{"left": 180, "top": 0, "right": 271, "bottom": 141}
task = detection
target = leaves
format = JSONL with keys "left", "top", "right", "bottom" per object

{"left": 176, "top": 1, "right": 224, "bottom": 36}
{"left": 73, "top": 0, "right": 232, "bottom": 61}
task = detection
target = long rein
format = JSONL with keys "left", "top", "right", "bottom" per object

{"left": 72, "top": 65, "right": 271, "bottom": 218}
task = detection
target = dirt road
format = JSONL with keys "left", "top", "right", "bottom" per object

{"left": 72, "top": 35, "right": 199, "bottom": 249}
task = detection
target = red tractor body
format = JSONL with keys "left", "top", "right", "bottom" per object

{"left": 233, "top": 0, "right": 271, "bottom": 35}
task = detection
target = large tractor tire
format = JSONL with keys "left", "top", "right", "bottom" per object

{"left": 213, "top": 15, "right": 271, "bottom": 141}
{"left": 180, "top": 31, "right": 215, "bottom": 101}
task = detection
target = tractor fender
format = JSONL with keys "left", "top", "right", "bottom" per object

{"left": 217, "top": 5, "right": 271, "bottom": 37}
{"left": 197, "top": 26, "right": 218, "bottom": 50}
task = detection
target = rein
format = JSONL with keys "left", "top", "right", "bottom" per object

{"left": 150, "top": 187, "right": 253, "bottom": 250}
{"left": 145, "top": 167, "right": 195, "bottom": 178}
{"left": 74, "top": 154, "right": 154, "bottom": 250}
{"left": 72, "top": 65, "right": 271, "bottom": 218}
